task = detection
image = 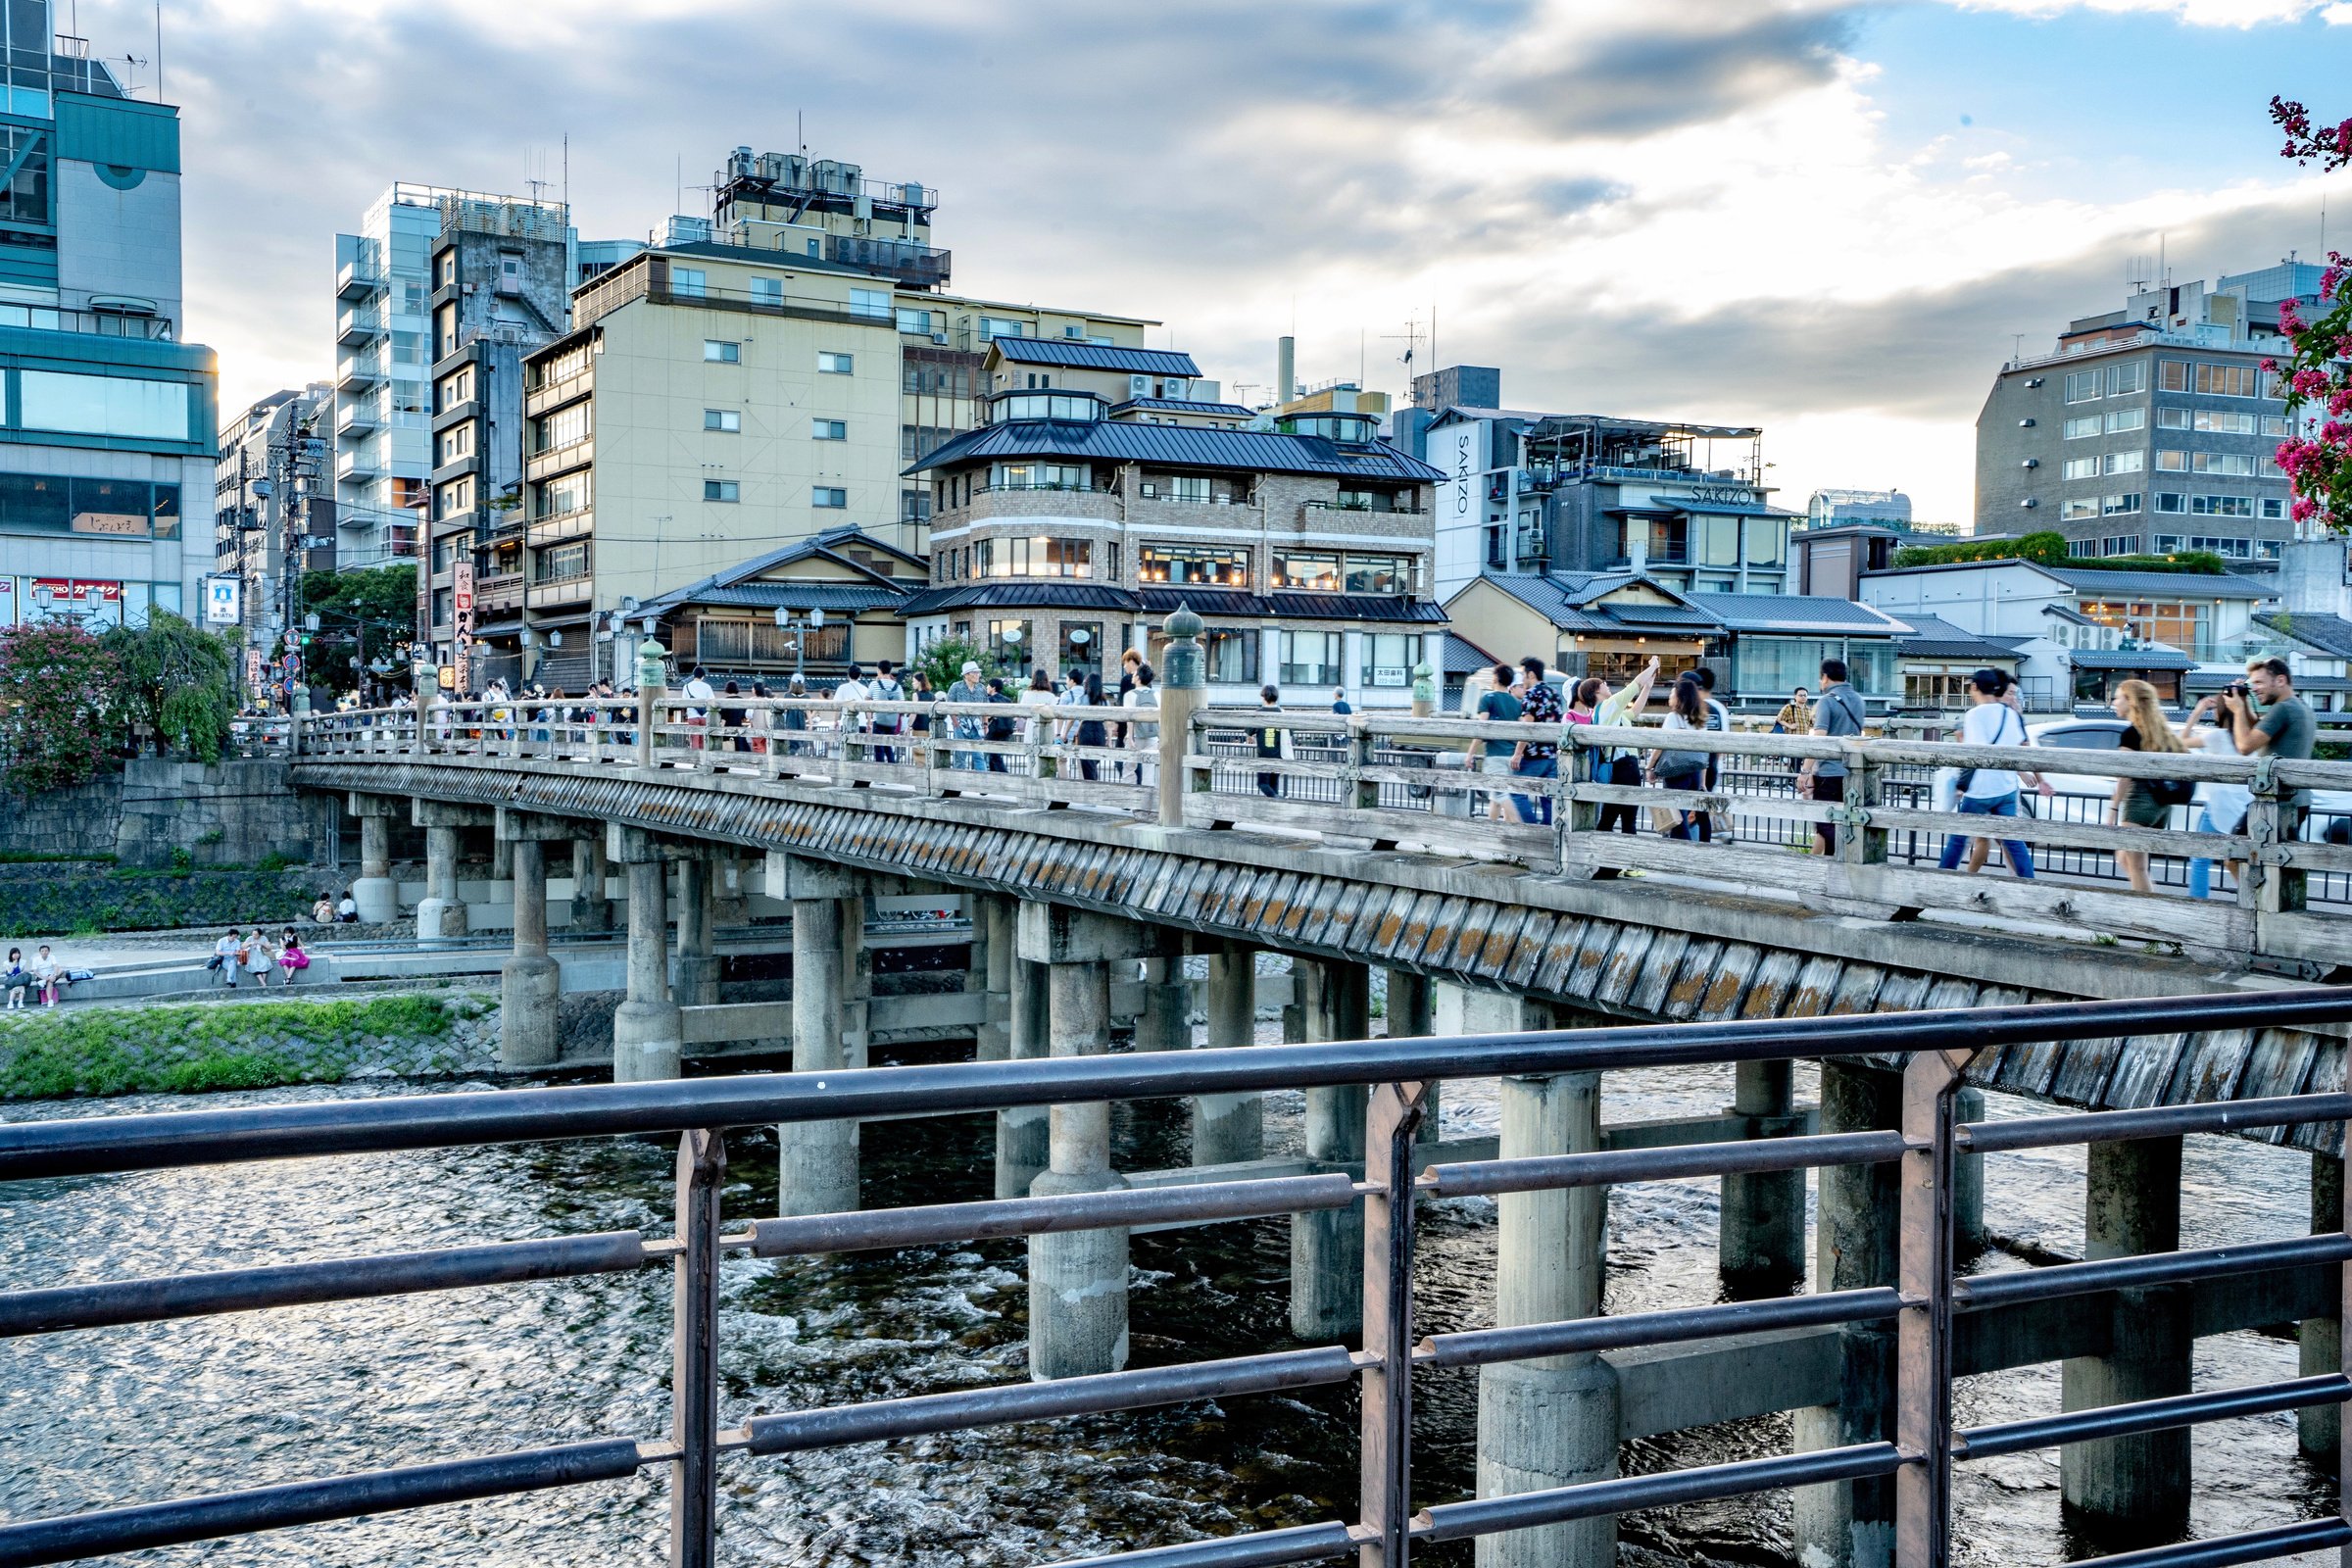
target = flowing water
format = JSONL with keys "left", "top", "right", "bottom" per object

{"left": 0, "top": 1044, "right": 2331, "bottom": 1566}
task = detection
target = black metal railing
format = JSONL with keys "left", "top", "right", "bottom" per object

{"left": 4, "top": 989, "right": 2351, "bottom": 1567}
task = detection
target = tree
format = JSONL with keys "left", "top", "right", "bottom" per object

{"left": 911, "top": 634, "right": 1008, "bottom": 695}
{"left": 300, "top": 564, "right": 417, "bottom": 695}
{"left": 0, "top": 620, "right": 124, "bottom": 795}
{"left": 2266, "top": 98, "right": 2352, "bottom": 532}
{"left": 103, "top": 612, "right": 236, "bottom": 762}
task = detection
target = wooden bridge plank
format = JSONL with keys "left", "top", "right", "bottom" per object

{"left": 2101, "top": 1035, "right": 2190, "bottom": 1109}
{"left": 1471, "top": 904, "right": 1531, "bottom": 984}
{"left": 1625, "top": 931, "right": 1691, "bottom": 1016}
{"left": 2047, "top": 1037, "right": 2125, "bottom": 1109}
{"left": 1654, "top": 937, "right": 1722, "bottom": 1021}
{"left": 1697, "top": 944, "right": 1763, "bottom": 1021}
{"left": 1501, "top": 912, "right": 1565, "bottom": 992}
{"left": 1782, "top": 956, "right": 1848, "bottom": 1019}
{"left": 1738, "top": 951, "right": 1805, "bottom": 1020}
{"left": 2170, "top": 1028, "right": 2257, "bottom": 1104}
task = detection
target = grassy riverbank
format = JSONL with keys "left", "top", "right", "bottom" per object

{"left": 0, "top": 993, "right": 496, "bottom": 1099}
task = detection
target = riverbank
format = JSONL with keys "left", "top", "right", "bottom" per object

{"left": 0, "top": 992, "right": 498, "bottom": 1099}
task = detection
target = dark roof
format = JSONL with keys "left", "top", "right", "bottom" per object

{"left": 1472, "top": 571, "right": 1726, "bottom": 635}
{"left": 1890, "top": 612, "right": 2019, "bottom": 661}
{"left": 898, "top": 582, "right": 1140, "bottom": 616}
{"left": 1112, "top": 397, "right": 1254, "bottom": 417}
{"left": 1266, "top": 592, "right": 1447, "bottom": 623}
{"left": 632, "top": 527, "right": 926, "bottom": 617}
{"left": 664, "top": 583, "right": 906, "bottom": 613}
{"left": 1445, "top": 630, "right": 1502, "bottom": 676}
{"left": 2256, "top": 611, "right": 2352, "bottom": 660}
{"left": 988, "top": 339, "right": 1201, "bottom": 375}
{"left": 2068, "top": 648, "right": 2197, "bottom": 670}
{"left": 2051, "top": 567, "right": 2276, "bottom": 601}
{"left": 1136, "top": 588, "right": 1259, "bottom": 617}
{"left": 1686, "top": 593, "right": 1910, "bottom": 636}
{"left": 1658, "top": 500, "right": 1804, "bottom": 520}
{"left": 905, "top": 419, "right": 1444, "bottom": 481}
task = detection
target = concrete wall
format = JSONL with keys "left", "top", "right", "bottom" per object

{"left": 0, "top": 772, "right": 123, "bottom": 858}
{"left": 113, "top": 759, "right": 338, "bottom": 869}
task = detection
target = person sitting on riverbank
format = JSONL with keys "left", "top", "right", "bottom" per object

{"left": 279, "top": 929, "right": 310, "bottom": 985}
{"left": 242, "top": 930, "right": 278, "bottom": 991}
{"left": 29, "top": 944, "right": 62, "bottom": 1007}
{"left": 312, "top": 893, "right": 337, "bottom": 925}
{"left": 338, "top": 889, "right": 358, "bottom": 922}
{"left": 4, "top": 947, "right": 25, "bottom": 1009}
{"left": 212, "top": 929, "right": 245, "bottom": 989}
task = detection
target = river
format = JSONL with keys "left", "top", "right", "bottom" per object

{"left": 0, "top": 1047, "right": 2331, "bottom": 1566}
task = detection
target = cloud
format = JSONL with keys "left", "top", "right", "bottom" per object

{"left": 1942, "top": 0, "right": 2334, "bottom": 23}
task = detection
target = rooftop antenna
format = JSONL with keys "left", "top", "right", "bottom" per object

{"left": 2011, "top": 332, "right": 2025, "bottom": 363}
{"left": 1381, "top": 313, "right": 1426, "bottom": 378}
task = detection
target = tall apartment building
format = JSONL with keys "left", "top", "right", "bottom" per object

{"left": 1974, "top": 266, "right": 2319, "bottom": 560}
{"left": 213, "top": 384, "right": 330, "bottom": 647}
{"left": 1806, "top": 488, "right": 1912, "bottom": 529}
{"left": 419, "top": 194, "right": 573, "bottom": 690}
{"left": 0, "top": 10, "right": 218, "bottom": 634}
{"left": 503, "top": 146, "right": 1157, "bottom": 689}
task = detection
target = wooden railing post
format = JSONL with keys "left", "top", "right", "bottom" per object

{"left": 1892, "top": 1047, "right": 1969, "bottom": 1568}
{"left": 1839, "top": 744, "right": 1887, "bottom": 868}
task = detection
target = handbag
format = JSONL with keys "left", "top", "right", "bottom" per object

{"left": 1953, "top": 707, "right": 2023, "bottom": 799}
{"left": 2149, "top": 776, "right": 2195, "bottom": 808}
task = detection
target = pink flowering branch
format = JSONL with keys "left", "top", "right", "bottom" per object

{"left": 2265, "top": 99, "right": 2352, "bottom": 532}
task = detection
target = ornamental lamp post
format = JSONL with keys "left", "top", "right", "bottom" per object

{"left": 1156, "top": 603, "right": 1205, "bottom": 828}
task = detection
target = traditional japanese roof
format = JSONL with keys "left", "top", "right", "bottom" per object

{"left": 1471, "top": 571, "right": 1725, "bottom": 636}
{"left": 1685, "top": 593, "right": 1911, "bottom": 636}
{"left": 905, "top": 419, "right": 1443, "bottom": 481}
{"left": 2068, "top": 648, "right": 2198, "bottom": 670}
{"left": 2256, "top": 611, "right": 2352, "bottom": 661}
{"left": 1889, "top": 612, "right": 2019, "bottom": 662}
{"left": 986, "top": 339, "right": 1201, "bottom": 375}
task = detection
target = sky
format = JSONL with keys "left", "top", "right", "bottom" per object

{"left": 103, "top": 0, "right": 2352, "bottom": 527}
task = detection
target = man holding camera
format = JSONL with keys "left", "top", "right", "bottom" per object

{"left": 2220, "top": 658, "right": 2316, "bottom": 830}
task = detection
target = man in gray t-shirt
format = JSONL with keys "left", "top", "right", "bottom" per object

{"left": 2225, "top": 659, "right": 2315, "bottom": 809}
{"left": 1799, "top": 659, "right": 1867, "bottom": 854}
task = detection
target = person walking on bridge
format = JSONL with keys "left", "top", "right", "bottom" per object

{"left": 1575, "top": 655, "right": 1662, "bottom": 849}
{"left": 1936, "top": 668, "right": 2048, "bottom": 879}
{"left": 1254, "top": 685, "right": 1293, "bottom": 798}
{"left": 1645, "top": 675, "right": 1715, "bottom": 841}
{"left": 1798, "top": 658, "right": 1866, "bottom": 856}
{"left": 2108, "top": 678, "right": 2192, "bottom": 896}
{"left": 1509, "top": 656, "right": 1565, "bottom": 826}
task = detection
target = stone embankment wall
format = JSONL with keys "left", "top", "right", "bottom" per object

{"left": 0, "top": 759, "right": 335, "bottom": 867}
{"left": 0, "top": 862, "right": 327, "bottom": 940}
{"left": 0, "top": 993, "right": 500, "bottom": 1099}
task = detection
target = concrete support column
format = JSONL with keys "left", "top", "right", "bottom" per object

{"left": 973, "top": 895, "right": 1014, "bottom": 1062}
{"left": 672, "top": 858, "right": 719, "bottom": 1007}
{"left": 2303, "top": 1152, "right": 2343, "bottom": 1456}
{"left": 996, "top": 956, "right": 1052, "bottom": 1199}
{"left": 499, "top": 837, "right": 560, "bottom": 1067}
{"left": 1720, "top": 1058, "right": 1805, "bottom": 1296}
{"left": 1292, "top": 957, "right": 1369, "bottom": 1340}
{"left": 1194, "top": 939, "right": 1261, "bottom": 1166}
{"left": 710, "top": 858, "right": 749, "bottom": 927}
{"left": 1793, "top": 1059, "right": 1902, "bottom": 1568}
{"left": 1476, "top": 1068, "right": 1615, "bottom": 1568}
{"left": 570, "top": 837, "right": 612, "bottom": 932}
{"left": 779, "top": 896, "right": 858, "bottom": 1217}
{"left": 2061, "top": 1135, "right": 2190, "bottom": 1548}
{"left": 350, "top": 800, "right": 397, "bottom": 923}
{"left": 1134, "top": 954, "right": 1192, "bottom": 1052}
{"left": 416, "top": 826, "right": 466, "bottom": 942}
{"left": 611, "top": 855, "right": 683, "bottom": 1082}
{"left": 1028, "top": 953, "right": 1127, "bottom": 1380}
{"left": 491, "top": 835, "right": 513, "bottom": 882}
{"left": 1382, "top": 966, "right": 1437, "bottom": 1142}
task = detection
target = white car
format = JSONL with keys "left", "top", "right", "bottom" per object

{"left": 2016, "top": 716, "right": 2351, "bottom": 836}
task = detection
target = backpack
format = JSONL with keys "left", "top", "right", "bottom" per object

{"left": 868, "top": 678, "right": 904, "bottom": 733}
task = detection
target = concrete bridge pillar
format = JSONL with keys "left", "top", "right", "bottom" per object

{"left": 1135, "top": 953, "right": 1193, "bottom": 1053}
{"left": 672, "top": 858, "right": 720, "bottom": 1007}
{"left": 2303, "top": 1152, "right": 2343, "bottom": 1456}
{"left": 569, "top": 836, "right": 612, "bottom": 933}
{"left": 1721, "top": 1058, "right": 1806, "bottom": 1297}
{"left": 1477, "top": 1062, "right": 1614, "bottom": 1568}
{"left": 781, "top": 895, "right": 859, "bottom": 1216}
{"left": 972, "top": 895, "right": 1014, "bottom": 1064}
{"left": 494, "top": 809, "right": 570, "bottom": 1069}
{"left": 346, "top": 794, "right": 401, "bottom": 923}
{"left": 710, "top": 857, "right": 749, "bottom": 928}
{"left": 412, "top": 800, "right": 482, "bottom": 943}
{"left": 2062, "top": 1135, "right": 2190, "bottom": 1547}
{"left": 1018, "top": 904, "right": 1173, "bottom": 1380}
{"left": 1292, "top": 956, "right": 1370, "bottom": 1340}
{"left": 491, "top": 835, "right": 513, "bottom": 883}
{"left": 609, "top": 827, "right": 683, "bottom": 1083}
{"left": 1794, "top": 1059, "right": 1901, "bottom": 1568}
{"left": 997, "top": 954, "right": 1052, "bottom": 1199}
{"left": 1383, "top": 967, "right": 1437, "bottom": 1142}
{"left": 1194, "top": 939, "right": 1261, "bottom": 1166}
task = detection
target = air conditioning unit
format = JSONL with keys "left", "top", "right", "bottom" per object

{"left": 930, "top": 331, "right": 949, "bottom": 346}
{"left": 2020, "top": 498, "right": 2038, "bottom": 509}
{"left": 2025, "top": 377, "right": 2044, "bottom": 387}
{"left": 2019, "top": 418, "right": 2035, "bottom": 427}
{"left": 2021, "top": 458, "right": 2038, "bottom": 468}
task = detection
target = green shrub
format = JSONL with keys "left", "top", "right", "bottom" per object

{"left": 1891, "top": 531, "right": 2231, "bottom": 575}
{"left": 169, "top": 847, "right": 193, "bottom": 876}
{"left": 0, "top": 993, "right": 466, "bottom": 1099}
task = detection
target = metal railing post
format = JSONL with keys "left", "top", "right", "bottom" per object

{"left": 1358, "top": 1079, "right": 1428, "bottom": 1568}
{"left": 1893, "top": 1048, "right": 1969, "bottom": 1568}
{"left": 669, "top": 1128, "right": 724, "bottom": 1568}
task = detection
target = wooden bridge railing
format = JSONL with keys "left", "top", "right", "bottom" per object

{"left": 285, "top": 697, "right": 2352, "bottom": 963}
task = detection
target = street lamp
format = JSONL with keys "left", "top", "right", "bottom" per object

{"left": 774, "top": 605, "right": 827, "bottom": 681}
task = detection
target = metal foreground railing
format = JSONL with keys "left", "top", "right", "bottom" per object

{"left": 4, "top": 991, "right": 2352, "bottom": 1566}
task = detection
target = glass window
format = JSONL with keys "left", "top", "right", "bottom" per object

{"left": 2190, "top": 452, "right": 2254, "bottom": 475}
{"left": 1139, "top": 543, "right": 1249, "bottom": 587}
{"left": 2154, "top": 492, "right": 2185, "bottom": 514}
{"left": 2191, "top": 410, "right": 2255, "bottom": 434}
{"left": 533, "top": 470, "right": 589, "bottom": 517}
{"left": 2108, "top": 362, "right": 2146, "bottom": 396}
{"left": 750, "top": 276, "right": 783, "bottom": 306}
{"left": 850, "top": 288, "right": 892, "bottom": 320}
{"left": 810, "top": 418, "right": 847, "bottom": 440}
{"left": 2194, "top": 363, "right": 2261, "bottom": 398}
{"left": 977, "top": 536, "right": 1094, "bottom": 577}
{"left": 2061, "top": 498, "right": 2098, "bottom": 520}
{"left": 2190, "top": 495, "right": 2255, "bottom": 517}
{"left": 1200, "top": 629, "right": 1257, "bottom": 684}
{"left": 19, "top": 372, "right": 190, "bottom": 440}
{"left": 997, "top": 393, "right": 1102, "bottom": 422}
{"left": 1360, "top": 633, "right": 1414, "bottom": 686}
{"left": 2104, "top": 451, "right": 2142, "bottom": 474}
{"left": 977, "top": 316, "right": 1028, "bottom": 341}
{"left": 1343, "top": 553, "right": 1413, "bottom": 594}
{"left": 2157, "top": 360, "right": 2189, "bottom": 392}
{"left": 2063, "top": 416, "right": 2102, "bottom": 440}
{"left": 896, "top": 307, "right": 933, "bottom": 335}
{"left": 670, "top": 268, "right": 707, "bottom": 298}
{"left": 1059, "top": 621, "right": 1102, "bottom": 674}
{"left": 812, "top": 486, "right": 847, "bottom": 509}
{"left": 2102, "top": 493, "right": 2141, "bottom": 515}
{"left": 2263, "top": 415, "right": 2290, "bottom": 437}
{"left": 2261, "top": 497, "right": 2286, "bottom": 519}
{"left": 1273, "top": 551, "right": 1343, "bottom": 591}
{"left": 704, "top": 480, "right": 739, "bottom": 503}
{"left": 817, "top": 352, "right": 854, "bottom": 375}
{"left": 705, "top": 409, "right": 740, "bottom": 432}
{"left": 985, "top": 618, "right": 1031, "bottom": 663}
{"left": 704, "top": 340, "right": 740, "bottom": 364}
{"left": 991, "top": 462, "right": 1091, "bottom": 491}
{"left": 531, "top": 403, "right": 589, "bottom": 453}
{"left": 533, "top": 541, "right": 588, "bottom": 583}
{"left": 2156, "top": 450, "right": 2187, "bottom": 471}
{"left": 2062, "top": 457, "right": 2100, "bottom": 481}
{"left": 2156, "top": 407, "right": 2191, "bottom": 429}
{"left": 2104, "top": 408, "right": 2145, "bottom": 434}
{"left": 1280, "top": 631, "right": 1342, "bottom": 686}
{"left": 2064, "top": 369, "right": 2103, "bottom": 403}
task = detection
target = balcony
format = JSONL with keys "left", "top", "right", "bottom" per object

{"left": 335, "top": 307, "right": 387, "bottom": 347}
{"left": 336, "top": 262, "right": 383, "bottom": 302}
{"left": 335, "top": 448, "right": 380, "bottom": 483}
{"left": 951, "top": 483, "right": 1121, "bottom": 528}
{"left": 0, "top": 302, "right": 174, "bottom": 341}
{"left": 335, "top": 353, "right": 382, "bottom": 393}
{"left": 475, "top": 572, "right": 523, "bottom": 617}
{"left": 823, "top": 233, "right": 952, "bottom": 289}
{"left": 335, "top": 401, "right": 378, "bottom": 436}
{"left": 529, "top": 573, "right": 594, "bottom": 609}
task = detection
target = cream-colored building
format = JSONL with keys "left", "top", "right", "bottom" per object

{"left": 513, "top": 239, "right": 1158, "bottom": 685}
